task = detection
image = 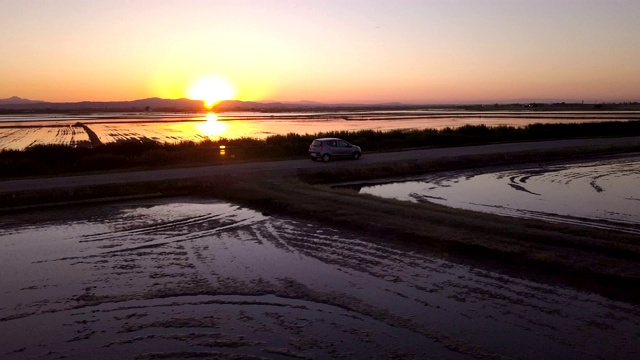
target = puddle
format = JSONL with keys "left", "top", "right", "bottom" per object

{"left": 360, "top": 155, "right": 640, "bottom": 234}
{"left": 1, "top": 198, "right": 639, "bottom": 359}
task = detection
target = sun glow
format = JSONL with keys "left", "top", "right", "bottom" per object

{"left": 188, "top": 77, "right": 236, "bottom": 109}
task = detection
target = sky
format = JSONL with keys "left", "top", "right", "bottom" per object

{"left": 1, "top": 0, "right": 639, "bottom": 104}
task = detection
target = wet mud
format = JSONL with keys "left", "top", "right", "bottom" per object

{"left": 1, "top": 199, "right": 639, "bottom": 359}
{"left": 361, "top": 155, "right": 640, "bottom": 234}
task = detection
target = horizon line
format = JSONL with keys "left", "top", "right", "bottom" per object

{"left": 2, "top": 95, "right": 639, "bottom": 106}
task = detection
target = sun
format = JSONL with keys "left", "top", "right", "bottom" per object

{"left": 188, "top": 77, "right": 235, "bottom": 109}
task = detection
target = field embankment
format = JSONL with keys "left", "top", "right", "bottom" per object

{"left": 2, "top": 121, "right": 639, "bottom": 303}
{"left": 203, "top": 171, "right": 640, "bottom": 304}
{"left": 2, "top": 147, "right": 640, "bottom": 304}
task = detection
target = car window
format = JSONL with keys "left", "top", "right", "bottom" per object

{"left": 328, "top": 140, "right": 337, "bottom": 147}
{"left": 337, "top": 140, "right": 349, "bottom": 147}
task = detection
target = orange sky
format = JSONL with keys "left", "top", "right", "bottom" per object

{"left": 1, "top": 0, "right": 639, "bottom": 104}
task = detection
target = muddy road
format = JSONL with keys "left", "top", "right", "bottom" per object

{"left": 1, "top": 199, "right": 639, "bottom": 359}
{"left": 2, "top": 136, "right": 640, "bottom": 194}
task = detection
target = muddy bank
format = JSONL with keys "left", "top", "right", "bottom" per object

{"left": 211, "top": 167, "right": 640, "bottom": 305}
{"left": 358, "top": 155, "right": 640, "bottom": 234}
{"left": 1, "top": 199, "right": 639, "bottom": 359}
{"left": 1, "top": 150, "right": 640, "bottom": 305}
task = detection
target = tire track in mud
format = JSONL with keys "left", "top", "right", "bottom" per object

{"left": 267, "top": 220, "right": 438, "bottom": 281}
{"left": 79, "top": 209, "right": 240, "bottom": 242}
{"left": 0, "top": 204, "right": 476, "bottom": 356}
{"left": 2, "top": 200, "right": 640, "bottom": 359}
{"left": 362, "top": 155, "right": 640, "bottom": 234}
{"left": 262, "top": 217, "right": 612, "bottom": 330}
{"left": 174, "top": 213, "right": 640, "bottom": 359}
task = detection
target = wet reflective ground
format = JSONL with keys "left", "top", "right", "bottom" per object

{"left": 2, "top": 111, "right": 638, "bottom": 150}
{"left": 361, "top": 155, "right": 640, "bottom": 234}
{"left": 1, "top": 199, "right": 639, "bottom": 359}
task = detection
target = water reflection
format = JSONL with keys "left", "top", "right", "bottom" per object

{"left": 1, "top": 199, "right": 639, "bottom": 358}
{"left": 196, "top": 113, "right": 227, "bottom": 140}
{"left": 360, "top": 155, "right": 640, "bottom": 233}
{"left": 3, "top": 111, "right": 640, "bottom": 150}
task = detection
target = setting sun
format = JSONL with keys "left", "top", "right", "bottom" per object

{"left": 188, "top": 77, "right": 235, "bottom": 109}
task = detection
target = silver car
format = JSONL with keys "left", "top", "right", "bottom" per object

{"left": 308, "top": 138, "right": 362, "bottom": 162}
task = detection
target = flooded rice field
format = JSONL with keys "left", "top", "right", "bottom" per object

{"left": 360, "top": 155, "right": 640, "bottom": 234}
{"left": 0, "top": 125, "right": 91, "bottom": 149}
{"left": 1, "top": 110, "right": 638, "bottom": 150}
{"left": 1, "top": 199, "right": 639, "bottom": 359}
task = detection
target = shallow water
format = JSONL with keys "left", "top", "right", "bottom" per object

{"left": 360, "top": 155, "right": 640, "bottom": 234}
{"left": 1, "top": 199, "right": 639, "bottom": 358}
{"left": 1, "top": 110, "right": 638, "bottom": 149}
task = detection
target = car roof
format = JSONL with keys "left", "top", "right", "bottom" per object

{"left": 315, "top": 138, "right": 342, "bottom": 141}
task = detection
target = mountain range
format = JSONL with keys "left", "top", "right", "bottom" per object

{"left": 0, "top": 96, "right": 46, "bottom": 105}
{"left": 0, "top": 96, "right": 417, "bottom": 112}
{"left": 0, "top": 97, "right": 204, "bottom": 111}
{"left": 1, "top": 96, "right": 619, "bottom": 112}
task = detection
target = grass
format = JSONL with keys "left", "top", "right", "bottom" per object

{"left": 2, "top": 120, "right": 640, "bottom": 178}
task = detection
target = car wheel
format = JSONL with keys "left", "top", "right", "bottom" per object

{"left": 322, "top": 154, "right": 330, "bottom": 162}
{"left": 352, "top": 151, "right": 361, "bottom": 160}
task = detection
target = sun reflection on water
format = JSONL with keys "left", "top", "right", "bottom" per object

{"left": 197, "top": 113, "right": 227, "bottom": 140}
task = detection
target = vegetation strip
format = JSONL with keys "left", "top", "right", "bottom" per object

{"left": 2, "top": 120, "right": 640, "bottom": 178}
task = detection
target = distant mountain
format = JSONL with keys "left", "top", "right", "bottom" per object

{"left": 0, "top": 96, "right": 272, "bottom": 111}
{"left": 0, "top": 97, "right": 204, "bottom": 111}
{"left": 0, "top": 96, "right": 628, "bottom": 112}
{"left": 211, "top": 100, "right": 415, "bottom": 112}
{"left": 0, "top": 96, "right": 46, "bottom": 105}
{"left": 212, "top": 100, "right": 320, "bottom": 112}
{"left": 0, "top": 96, "right": 435, "bottom": 112}
{"left": 259, "top": 100, "right": 325, "bottom": 105}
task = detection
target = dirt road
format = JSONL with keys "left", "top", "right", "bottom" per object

{"left": 1, "top": 136, "right": 639, "bottom": 194}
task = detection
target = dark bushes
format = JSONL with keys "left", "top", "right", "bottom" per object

{"left": 1, "top": 120, "right": 639, "bottom": 178}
